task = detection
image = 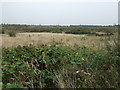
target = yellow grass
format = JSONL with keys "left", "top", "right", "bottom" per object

{"left": 1, "top": 32, "right": 109, "bottom": 50}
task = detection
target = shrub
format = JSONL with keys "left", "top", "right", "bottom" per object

{"left": 104, "top": 36, "right": 120, "bottom": 56}
{"left": 1, "top": 30, "right": 5, "bottom": 34}
{"left": 8, "top": 31, "right": 16, "bottom": 37}
{"left": 65, "top": 29, "right": 95, "bottom": 35}
{"left": 0, "top": 29, "right": 5, "bottom": 34}
{"left": 2, "top": 43, "right": 120, "bottom": 88}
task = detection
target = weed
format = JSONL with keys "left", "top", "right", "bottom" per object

{"left": 8, "top": 31, "right": 16, "bottom": 37}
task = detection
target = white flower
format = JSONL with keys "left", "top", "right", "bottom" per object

{"left": 76, "top": 71, "right": 79, "bottom": 73}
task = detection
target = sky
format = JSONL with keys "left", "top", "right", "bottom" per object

{"left": 1, "top": 0, "right": 119, "bottom": 25}
{"left": 118, "top": 2, "right": 120, "bottom": 25}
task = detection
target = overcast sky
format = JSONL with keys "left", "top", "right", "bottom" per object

{"left": 1, "top": 1, "right": 118, "bottom": 25}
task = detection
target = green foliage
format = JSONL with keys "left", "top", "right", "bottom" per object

{"left": 8, "top": 31, "right": 16, "bottom": 37}
{"left": 6, "top": 83, "right": 26, "bottom": 88}
{"left": 2, "top": 24, "right": 116, "bottom": 36}
{"left": 0, "top": 30, "right": 5, "bottom": 34}
{"left": 2, "top": 43, "right": 120, "bottom": 88}
{"left": 65, "top": 29, "right": 95, "bottom": 35}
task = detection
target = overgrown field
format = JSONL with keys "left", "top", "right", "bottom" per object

{"left": 1, "top": 24, "right": 120, "bottom": 88}
{"left": 2, "top": 32, "right": 109, "bottom": 50}
{"left": 2, "top": 42, "right": 120, "bottom": 88}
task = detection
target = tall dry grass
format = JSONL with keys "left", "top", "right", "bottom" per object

{"left": 104, "top": 32, "right": 120, "bottom": 56}
{"left": 2, "top": 32, "right": 110, "bottom": 50}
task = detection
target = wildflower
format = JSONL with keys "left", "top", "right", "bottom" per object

{"left": 76, "top": 71, "right": 79, "bottom": 73}
{"left": 76, "top": 53, "right": 78, "bottom": 55}
{"left": 42, "top": 52, "right": 45, "bottom": 55}
{"left": 81, "top": 57, "right": 84, "bottom": 60}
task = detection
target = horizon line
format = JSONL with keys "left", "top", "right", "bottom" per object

{"left": 1, "top": 23, "right": 118, "bottom": 26}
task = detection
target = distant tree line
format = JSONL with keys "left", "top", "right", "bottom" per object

{"left": 0, "top": 24, "right": 117, "bottom": 36}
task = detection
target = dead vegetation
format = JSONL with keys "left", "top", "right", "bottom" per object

{"left": 1, "top": 32, "right": 111, "bottom": 50}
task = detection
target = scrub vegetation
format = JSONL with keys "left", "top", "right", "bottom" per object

{"left": 1, "top": 24, "right": 120, "bottom": 88}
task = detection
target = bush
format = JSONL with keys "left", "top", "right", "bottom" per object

{"left": 8, "top": 31, "right": 16, "bottom": 37}
{"left": 65, "top": 29, "right": 95, "bottom": 35}
{"left": 2, "top": 43, "right": 120, "bottom": 88}
{"left": 0, "top": 29, "right": 5, "bottom": 34}
{"left": 1, "top": 29, "right": 5, "bottom": 34}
